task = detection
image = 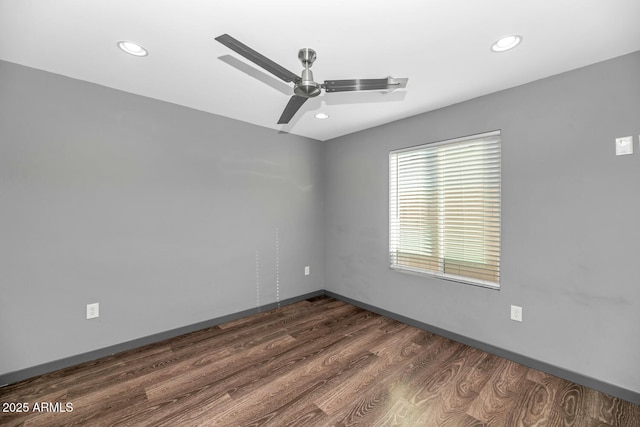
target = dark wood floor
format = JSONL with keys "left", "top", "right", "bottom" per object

{"left": 1, "top": 296, "right": 638, "bottom": 426}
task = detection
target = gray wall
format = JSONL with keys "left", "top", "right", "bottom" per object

{"left": 2, "top": 51, "right": 639, "bottom": 396}
{"left": 324, "top": 52, "right": 640, "bottom": 394}
{"left": 0, "top": 61, "right": 324, "bottom": 375}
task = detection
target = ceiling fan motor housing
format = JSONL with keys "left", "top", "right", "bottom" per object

{"left": 295, "top": 69, "right": 321, "bottom": 97}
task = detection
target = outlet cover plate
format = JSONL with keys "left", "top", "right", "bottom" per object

{"left": 510, "top": 305, "right": 522, "bottom": 322}
{"left": 87, "top": 303, "right": 99, "bottom": 319}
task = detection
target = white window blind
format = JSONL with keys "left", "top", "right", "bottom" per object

{"left": 389, "top": 131, "right": 501, "bottom": 288}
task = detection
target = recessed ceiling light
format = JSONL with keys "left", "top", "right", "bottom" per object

{"left": 491, "top": 35, "right": 522, "bottom": 52}
{"left": 117, "top": 41, "right": 148, "bottom": 57}
{"left": 315, "top": 113, "right": 329, "bottom": 120}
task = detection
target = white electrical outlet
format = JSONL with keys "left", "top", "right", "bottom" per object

{"left": 510, "top": 305, "right": 522, "bottom": 322}
{"left": 87, "top": 303, "right": 99, "bottom": 319}
{"left": 304, "top": 266, "right": 310, "bottom": 276}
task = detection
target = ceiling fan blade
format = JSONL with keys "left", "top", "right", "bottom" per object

{"left": 323, "top": 77, "right": 408, "bottom": 93}
{"left": 215, "top": 34, "right": 300, "bottom": 83}
{"left": 278, "top": 95, "right": 308, "bottom": 124}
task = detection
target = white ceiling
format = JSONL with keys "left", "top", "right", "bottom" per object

{"left": 1, "top": 0, "right": 639, "bottom": 141}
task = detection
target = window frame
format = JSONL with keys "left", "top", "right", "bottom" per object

{"left": 389, "top": 130, "right": 502, "bottom": 290}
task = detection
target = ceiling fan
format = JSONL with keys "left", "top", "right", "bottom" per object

{"left": 215, "top": 34, "right": 408, "bottom": 124}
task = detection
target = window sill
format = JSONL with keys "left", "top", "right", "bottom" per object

{"left": 390, "top": 265, "right": 500, "bottom": 290}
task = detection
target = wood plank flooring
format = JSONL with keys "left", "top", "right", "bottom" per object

{"left": 1, "top": 296, "right": 638, "bottom": 426}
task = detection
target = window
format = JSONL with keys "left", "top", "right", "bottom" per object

{"left": 389, "top": 131, "right": 501, "bottom": 288}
